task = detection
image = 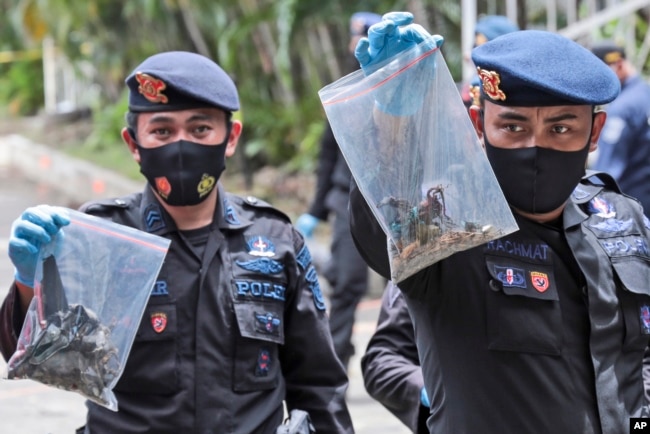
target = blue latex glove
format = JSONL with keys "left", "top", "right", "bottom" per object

{"left": 295, "top": 213, "right": 319, "bottom": 239}
{"left": 354, "top": 11, "right": 444, "bottom": 116}
{"left": 9, "top": 205, "right": 70, "bottom": 287}
{"left": 420, "top": 386, "right": 430, "bottom": 407}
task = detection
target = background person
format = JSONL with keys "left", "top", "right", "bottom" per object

{"left": 295, "top": 11, "right": 381, "bottom": 371}
{"left": 590, "top": 40, "right": 650, "bottom": 214}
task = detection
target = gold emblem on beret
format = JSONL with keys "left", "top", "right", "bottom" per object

{"left": 136, "top": 72, "right": 169, "bottom": 104}
{"left": 469, "top": 85, "right": 481, "bottom": 106}
{"left": 603, "top": 52, "right": 622, "bottom": 64}
{"left": 477, "top": 68, "right": 506, "bottom": 101}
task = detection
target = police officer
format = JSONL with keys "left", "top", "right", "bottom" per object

{"left": 361, "top": 281, "right": 432, "bottom": 434}
{"left": 0, "top": 51, "right": 353, "bottom": 434}
{"left": 295, "top": 11, "right": 381, "bottom": 371}
{"left": 590, "top": 41, "right": 650, "bottom": 214}
{"left": 348, "top": 12, "right": 650, "bottom": 433}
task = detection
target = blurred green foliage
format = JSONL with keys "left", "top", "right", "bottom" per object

{"left": 0, "top": 0, "right": 648, "bottom": 178}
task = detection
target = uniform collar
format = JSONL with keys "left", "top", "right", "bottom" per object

{"left": 213, "top": 183, "right": 254, "bottom": 230}
{"left": 563, "top": 175, "right": 605, "bottom": 228}
{"left": 139, "top": 183, "right": 254, "bottom": 235}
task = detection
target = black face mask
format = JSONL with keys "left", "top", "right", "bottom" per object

{"left": 137, "top": 129, "right": 229, "bottom": 206}
{"left": 483, "top": 126, "right": 592, "bottom": 215}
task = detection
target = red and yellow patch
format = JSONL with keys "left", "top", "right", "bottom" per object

{"left": 136, "top": 72, "right": 169, "bottom": 104}
{"left": 151, "top": 312, "right": 168, "bottom": 333}
{"left": 477, "top": 68, "right": 506, "bottom": 101}
{"left": 155, "top": 177, "right": 171, "bottom": 199}
{"left": 530, "top": 271, "right": 549, "bottom": 293}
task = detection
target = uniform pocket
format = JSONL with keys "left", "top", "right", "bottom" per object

{"left": 114, "top": 303, "right": 179, "bottom": 395}
{"left": 486, "top": 257, "right": 562, "bottom": 355}
{"left": 612, "top": 258, "right": 650, "bottom": 351}
{"left": 232, "top": 300, "right": 284, "bottom": 392}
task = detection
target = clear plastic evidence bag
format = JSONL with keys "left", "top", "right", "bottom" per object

{"left": 6, "top": 209, "right": 170, "bottom": 411}
{"left": 319, "top": 39, "right": 518, "bottom": 282}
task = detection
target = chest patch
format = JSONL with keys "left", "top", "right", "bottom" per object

{"left": 246, "top": 236, "right": 276, "bottom": 257}
{"left": 235, "top": 258, "right": 284, "bottom": 275}
{"left": 255, "top": 312, "right": 282, "bottom": 336}
{"left": 494, "top": 266, "right": 527, "bottom": 288}
{"left": 150, "top": 312, "right": 168, "bottom": 333}
{"left": 530, "top": 271, "right": 549, "bottom": 293}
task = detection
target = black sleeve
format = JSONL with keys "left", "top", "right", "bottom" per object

{"left": 349, "top": 179, "right": 392, "bottom": 279}
{"left": 361, "top": 282, "right": 428, "bottom": 433}
{"left": 307, "top": 122, "right": 339, "bottom": 220}
{"left": 0, "top": 283, "right": 22, "bottom": 361}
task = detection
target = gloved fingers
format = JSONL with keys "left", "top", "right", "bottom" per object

{"left": 400, "top": 24, "right": 432, "bottom": 44}
{"left": 354, "top": 37, "right": 371, "bottom": 66}
{"left": 11, "top": 219, "right": 56, "bottom": 247}
{"left": 8, "top": 237, "right": 39, "bottom": 257}
{"left": 367, "top": 20, "right": 396, "bottom": 52}
{"left": 432, "top": 34, "right": 445, "bottom": 48}
{"left": 21, "top": 205, "right": 70, "bottom": 236}
{"left": 381, "top": 11, "right": 414, "bottom": 27}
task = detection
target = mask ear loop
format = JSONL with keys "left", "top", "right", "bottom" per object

{"left": 127, "top": 127, "right": 138, "bottom": 143}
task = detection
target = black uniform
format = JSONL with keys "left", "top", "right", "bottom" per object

{"left": 361, "top": 282, "right": 430, "bottom": 433}
{"left": 350, "top": 173, "right": 650, "bottom": 434}
{"left": 308, "top": 121, "right": 369, "bottom": 368}
{"left": 0, "top": 184, "right": 353, "bottom": 434}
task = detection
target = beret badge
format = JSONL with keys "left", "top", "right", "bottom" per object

{"left": 136, "top": 72, "right": 169, "bottom": 104}
{"left": 469, "top": 85, "right": 481, "bottom": 106}
{"left": 477, "top": 68, "right": 506, "bottom": 101}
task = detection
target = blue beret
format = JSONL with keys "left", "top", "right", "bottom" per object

{"left": 474, "top": 15, "right": 519, "bottom": 42}
{"left": 350, "top": 12, "right": 382, "bottom": 36}
{"left": 471, "top": 30, "right": 620, "bottom": 106}
{"left": 126, "top": 51, "right": 239, "bottom": 113}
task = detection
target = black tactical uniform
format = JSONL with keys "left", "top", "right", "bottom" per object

{"left": 0, "top": 184, "right": 353, "bottom": 434}
{"left": 350, "top": 173, "right": 650, "bottom": 434}
{"left": 361, "top": 282, "right": 430, "bottom": 433}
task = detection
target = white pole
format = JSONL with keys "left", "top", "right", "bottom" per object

{"left": 42, "top": 37, "right": 57, "bottom": 114}
{"left": 461, "top": 0, "right": 477, "bottom": 82}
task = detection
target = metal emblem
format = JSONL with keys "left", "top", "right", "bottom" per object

{"left": 477, "top": 68, "right": 506, "bottom": 101}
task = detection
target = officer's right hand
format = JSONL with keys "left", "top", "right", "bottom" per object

{"left": 354, "top": 12, "right": 444, "bottom": 116}
{"left": 9, "top": 205, "right": 70, "bottom": 287}
{"left": 295, "top": 213, "right": 319, "bottom": 239}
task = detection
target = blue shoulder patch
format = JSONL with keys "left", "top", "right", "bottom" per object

{"left": 296, "top": 244, "right": 312, "bottom": 270}
{"left": 305, "top": 265, "right": 326, "bottom": 311}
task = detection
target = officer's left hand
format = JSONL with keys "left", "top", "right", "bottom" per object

{"left": 354, "top": 12, "right": 444, "bottom": 76}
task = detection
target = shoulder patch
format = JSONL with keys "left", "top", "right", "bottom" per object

{"left": 79, "top": 197, "right": 130, "bottom": 213}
